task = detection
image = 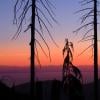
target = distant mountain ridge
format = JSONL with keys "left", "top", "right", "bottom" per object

{"left": 0, "top": 65, "right": 100, "bottom": 85}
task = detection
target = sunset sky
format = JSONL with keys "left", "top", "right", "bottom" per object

{"left": 0, "top": 0, "right": 100, "bottom": 67}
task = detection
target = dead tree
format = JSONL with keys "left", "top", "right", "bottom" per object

{"left": 62, "top": 39, "right": 82, "bottom": 83}
{"left": 62, "top": 39, "right": 83, "bottom": 100}
{"left": 13, "top": 0, "right": 58, "bottom": 99}
{"left": 74, "top": 0, "right": 99, "bottom": 100}
{"left": 31, "top": 0, "right": 35, "bottom": 99}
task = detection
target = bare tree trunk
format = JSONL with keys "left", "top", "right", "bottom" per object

{"left": 94, "top": 0, "right": 98, "bottom": 100}
{"left": 30, "top": 0, "right": 36, "bottom": 99}
{"left": 13, "top": 0, "right": 57, "bottom": 98}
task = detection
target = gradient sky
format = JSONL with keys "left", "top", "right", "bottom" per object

{"left": 0, "top": 0, "right": 100, "bottom": 67}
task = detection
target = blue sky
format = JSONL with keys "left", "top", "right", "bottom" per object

{"left": 0, "top": 0, "right": 100, "bottom": 66}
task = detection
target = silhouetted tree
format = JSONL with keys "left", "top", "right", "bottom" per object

{"left": 62, "top": 39, "right": 82, "bottom": 81}
{"left": 74, "top": 0, "right": 99, "bottom": 100}
{"left": 13, "top": 0, "right": 58, "bottom": 99}
{"left": 62, "top": 39, "right": 83, "bottom": 100}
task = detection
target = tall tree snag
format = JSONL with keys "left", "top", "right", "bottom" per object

{"left": 74, "top": 0, "right": 99, "bottom": 100}
{"left": 13, "top": 0, "right": 58, "bottom": 99}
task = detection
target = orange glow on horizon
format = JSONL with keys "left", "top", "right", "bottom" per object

{"left": 0, "top": 42, "right": 30, "bottom": 67}
{"left": 0, "top": 40, "right": 100, "bottom": 67}
{"left": 35, "top": 42, "right": 95, "bottom": 67}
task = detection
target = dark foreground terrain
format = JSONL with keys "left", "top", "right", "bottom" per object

{"left": 0, "top": 79, "right": 100, "bottom": 100}
{"left": 0, "top": 81, "right": 30, "bottom": 100}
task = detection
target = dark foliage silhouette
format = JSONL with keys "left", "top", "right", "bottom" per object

{"left": 62, "top": 38, "right": 84, "bottom": 100}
